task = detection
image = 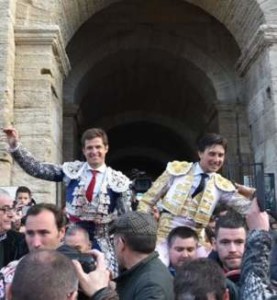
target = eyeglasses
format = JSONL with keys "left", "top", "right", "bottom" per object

{"left": 0, "top": 206, "right": 15, "bottom": 214}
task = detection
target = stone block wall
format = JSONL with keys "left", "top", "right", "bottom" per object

{"left": 0, "top": 0, "right": 16, "bottom": 186}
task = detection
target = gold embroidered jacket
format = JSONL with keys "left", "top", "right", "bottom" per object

{"left": 138, "top": 161, "right": 251, "bottom": 227}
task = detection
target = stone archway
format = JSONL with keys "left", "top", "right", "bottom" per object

{"left": 63, "top": 0, "right": 248, "bottom": 177}
{"left": 1, "top": 0, "right": 277, "bottom": 202}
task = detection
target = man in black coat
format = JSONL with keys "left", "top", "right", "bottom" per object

{"left": 0, "top": 188, "right": 27, "bottom": 269}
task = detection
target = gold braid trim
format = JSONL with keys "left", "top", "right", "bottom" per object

{"left": 214, "top": 174, "right": 236, "bottom": 192}
{"left": 167, "top": 161, "right": 193, "bottom": 175}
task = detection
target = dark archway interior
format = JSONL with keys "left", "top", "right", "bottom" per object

{"left": 106, "top": 121, "right": 196, "bottom": 178}
{"left": 63, "top": 0, "right": 241, "bottom": 178}
{"left": 73, "top": 48, "right": 216, "bottom": 177}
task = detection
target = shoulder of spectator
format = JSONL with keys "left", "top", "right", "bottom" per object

{"left": 135, "top": 281, "right": 172, "bottom": 300}
{"left": 90, "top": 287, "right": 119, "bottom": 300}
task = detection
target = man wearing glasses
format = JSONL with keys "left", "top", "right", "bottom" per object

{"left": 0, "top": 189, "right": 27, "bottom": 269}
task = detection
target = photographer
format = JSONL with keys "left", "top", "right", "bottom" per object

{"left": 7, "top": 249, "right": 117, "bottom": 300}
{"left": 73, "top": 249, "right": 118, "bottom": 300}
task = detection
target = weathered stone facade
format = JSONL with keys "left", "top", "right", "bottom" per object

{"left": 0, "top": 0, "right": 277, "bottom": 203}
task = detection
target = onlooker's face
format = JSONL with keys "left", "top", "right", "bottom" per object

{"left": 198, "top": 145, "right": 225, "bottom": 173}
{"left": 208, "top": 219, "right": 216, "bottom": 233}
{"left": 0, "top": 195, "right": 14, "bottom": 233}
{"left": 215, "top": 227, "right": 246, "bottom": 271}
{"left": 113, "top": 234, "right": 125, "bottom": 269}
{"left": 25, "top": 209, "right": 65, "bottom": 251}
{"left": 82, "top": 137, "right": 108, "bottom": 168}
{"left": 65, "top": 231, "right": 91, "bottom": 253}
{"left": 168, "top": 237, "right": 198, "bottom": 268}
{"left": 16, "top": 192, "right": 31, "bottom": 205}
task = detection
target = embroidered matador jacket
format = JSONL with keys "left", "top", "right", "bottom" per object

{"left": 10, "top": 145, "right": 131, "bottom": 222}
{"left": 138, "top": 161, "right": 251, "bottom": 240}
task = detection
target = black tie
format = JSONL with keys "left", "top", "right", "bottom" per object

{"left": 192, "top": 173, "right": 209, "bottom": 198}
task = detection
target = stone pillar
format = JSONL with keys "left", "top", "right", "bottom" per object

{"left": 236, "top": 25, "right": 277, "bottom": 189}
{"left": 12, "top": 25, "right": 70, "bottom": 203}
{"left": 0, "top": 0, "right": 16, "bottom": 186}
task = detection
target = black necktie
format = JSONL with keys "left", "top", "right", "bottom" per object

{"left": 192, "top": 173, "right": 209, "bottom": 198}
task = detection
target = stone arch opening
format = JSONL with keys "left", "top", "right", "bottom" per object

{"left": 63, "top": 0, "right": 253, "bottom": 177}
{"left": 107, "top": 121, "right": 195, "bottom": 178}
{"left": 59, "top": 0, "right": 266, "bottom": 50}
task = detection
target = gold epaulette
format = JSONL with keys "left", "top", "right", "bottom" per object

{"left": 214, "top": 174, "right": 236, "bottom": 192}
{"left": 166, "top": 161, "right": 193, "bottom": 176}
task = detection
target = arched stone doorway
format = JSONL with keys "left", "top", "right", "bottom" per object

{"left": 63, "top": 0, "right": 247, "bottom": 179}
{"left": 1, "top": 0, "right": 277, "bottom": 202}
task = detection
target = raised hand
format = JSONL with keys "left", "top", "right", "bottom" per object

{"left": 73, "top": 249, "right": 111, "bottom": 297}
{"left": 246, "top": 198, "right": 269, "bottom": 231}
{"left": 235, "top": 183, "right": 256, "bottom": 199}
{"left": 2, "top": 127, "right": 19, "bottom": 148}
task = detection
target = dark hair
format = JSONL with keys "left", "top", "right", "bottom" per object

{"left": 197, "top": 133, "right": 227, "bottom": 153}
{"left": 212, "top": 203, "right": 232, "bottom": 218}
{"left": 215, "top": 210, "right": 246, "bottom": 238}
{"left": 205, "top": 226, "right": 215, "bottom": 244}
{"left": 11, "top": 249, "right": 78, "bottom": 300}
{"left": 25, "top": 203, "right": 67, "bottom": 230}
{"left": 174, "top": 258, "right": 226, "bottom": 300}
{"left": 65, "top": 225, "right": 90, "bottom": 241}
{"left": 81, "top": 128, "right": 108, "bottom": 147}
{"left": 15, "top": 186, "right": 32, "bottom": 198}
{"left": 118, "top": 233, "right": 156, "bottom": 254}
{"left": 167, "top": 226, "right": 198, "bottom": 248}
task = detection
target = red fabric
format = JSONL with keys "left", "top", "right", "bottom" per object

{"left": 68, "top": 215, "right": 81, "bottom": 223}
{"left": 86, "top": 170, "right": 98, "bottom": 202}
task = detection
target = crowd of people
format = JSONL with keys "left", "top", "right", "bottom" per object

{"left": 0, "top": 127, "right": 277, "bottom": 300}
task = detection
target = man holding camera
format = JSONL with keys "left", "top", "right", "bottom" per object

{"left": 3, "top": 127, "right": 132, "bottom": 275}
{"left": 6, "top": 249, "right": 117, "bottom": 300}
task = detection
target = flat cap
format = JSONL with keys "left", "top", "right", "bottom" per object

{"left": 110, "top": 211, "right": 157, "bottom": 235}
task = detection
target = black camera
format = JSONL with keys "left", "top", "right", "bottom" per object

{"left": 130, "top": 169, "right": 152, "bottom": 193}
{"left": 57, "top": 244, "right": 96, "bottom": 273}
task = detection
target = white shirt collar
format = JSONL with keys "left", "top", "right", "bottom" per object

{"left": 194, "top": 162, "right": 213, "bottom": 178}
{"left": 86, "top": 163, "right": 107, "bottom": 174}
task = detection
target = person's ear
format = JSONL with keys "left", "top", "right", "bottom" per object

{"left": 119, "top": 236, "right": 127, "bottom": 251}
{"left": 212, "top": 237, "right": 216, "bottom": 250}
{"left": 6, "top": 283, "right": 13, "bottom": 300}
{"left": 105, "top": 144, "right": 109, "bottom": 153}
{"left": 198, "top": 151, "right": 203, "bottom": 160}
{"left": 223, "top": 288, "right": 230, "bottom": 300}
{"left": 59, "top": 226, "right": 66, "bottom": 241}
{"left": 67, "top": 290, "right": 78, "bottom": 300}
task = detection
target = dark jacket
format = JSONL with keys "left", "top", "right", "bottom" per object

{"left": 115, "top": 252, "right": 174, "bottom": 300}
{"left": 90, "top": 288, "right": 119, "bottom": 300}
{"left": 1, "top": 230, "right": 28, "bottom": 269}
